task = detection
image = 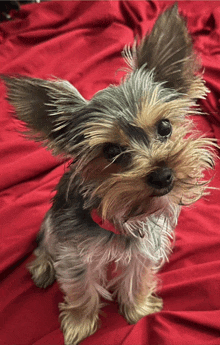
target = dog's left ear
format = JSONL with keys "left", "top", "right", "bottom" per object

{"left": 135, "top": 4, "right": 206, "bottom": 98}
{"left": 2, "top": 76, "right": 88, "bottom": 156}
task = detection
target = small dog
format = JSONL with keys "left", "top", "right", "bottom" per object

{"left": 3, "top": 5, "right": 216, "bottom": 345}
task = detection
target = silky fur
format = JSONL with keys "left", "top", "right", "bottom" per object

{"left": 2, "top": 5, "right": 216, "bottom": 345}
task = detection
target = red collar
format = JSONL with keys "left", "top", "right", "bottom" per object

{"left": 91, "top": 209, "right": 121, "bottom": 235}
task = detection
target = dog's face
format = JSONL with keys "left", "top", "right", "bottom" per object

{"left": 3, "top": 6, "right": 215, "bottom": 229}
{"left": 79, "top": 74, "right": 214, "bottom": 226}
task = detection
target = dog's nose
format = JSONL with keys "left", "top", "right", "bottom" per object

{"left": 146, "top": 167, "right": 173, "bottom": 190}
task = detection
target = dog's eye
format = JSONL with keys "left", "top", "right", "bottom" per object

{"left": 157, "top": 119, "right": 172, "bottom": 138}
{"left": 103, "top": 143, "right": 123, "bottom": 161}
{"left": 103, "top": 143, "right": 130, "bottom": 165}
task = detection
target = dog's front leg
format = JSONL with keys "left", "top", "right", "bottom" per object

{"left": 116, "top": 256, "right": 163, "bottom": 324}
{"left": 55, "top": 245, "right": 106, "bottom": 345}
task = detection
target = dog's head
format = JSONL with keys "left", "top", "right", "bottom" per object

{"left": 3, "top": 5, "right": 215, "bottom": 232}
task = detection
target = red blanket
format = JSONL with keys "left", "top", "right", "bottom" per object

{"left": 1, "top": 1, "right": 220, "bottom": 344}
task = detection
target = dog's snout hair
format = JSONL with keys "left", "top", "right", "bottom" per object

{"left": 2, "top": 4, "right": 216, "bottom": 345}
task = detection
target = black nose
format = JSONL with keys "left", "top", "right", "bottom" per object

{"left": 146, "top": 167, "right": 173, "bottom": 190}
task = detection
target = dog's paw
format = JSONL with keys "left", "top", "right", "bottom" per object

{"left": 28, "top": 250, "right": 55, "bottom": 288}
{"left": 120, "top": 295, "right": 163, "bottom": 324}
{"left": 59, "top": 302, "right": 99, "bottom": 345}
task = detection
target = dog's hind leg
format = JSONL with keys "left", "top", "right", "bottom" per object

{"left": 28, "top": 213, "right": 56, "bottom": 288}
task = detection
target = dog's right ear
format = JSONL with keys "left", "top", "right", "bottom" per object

{"left": 2, "top": 76, "right": 88, "bottom": 156}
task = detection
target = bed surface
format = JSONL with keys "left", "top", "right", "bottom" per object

{"left": 1, "top": 1, "right": 220, "bottom": 344}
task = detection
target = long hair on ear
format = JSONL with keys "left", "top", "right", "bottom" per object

{"left": 2, "top": 76, "right": 88, "bottom": 156}
{"left": 123, "top": 4, "right": 207, "bottom": 100}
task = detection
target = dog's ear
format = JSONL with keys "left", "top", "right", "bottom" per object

{"left": 136, "top": 5, "right": 204, "bottom": 97}
{"left": 2, "top": 76, "right": 88, "bottom": 156}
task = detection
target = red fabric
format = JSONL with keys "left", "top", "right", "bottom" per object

{"left": 0, "top": 1, "right": 220, "bottom": 344}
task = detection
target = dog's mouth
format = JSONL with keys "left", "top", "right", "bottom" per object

{"left": 150, "top": 182, "right": 174, "bottom": 197}
{"left": 122, "top": 194, "right": 171, "bottom": 238}
{"left": 95, "top": 176, "right": 174, "bottom": 231}
{"left": 124, "top": 212, "right": 149, "bottom": 224}
{"left": 123, "top": 192, "right": 170, "bottom": 224}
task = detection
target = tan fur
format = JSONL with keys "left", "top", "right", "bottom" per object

{"left": 121, "top": 294, "right": 163, "bottom": 324}
{"left": 85, "top": 115, "right": 215, "bottom": 227}
{"left": 59, "top": 299, "right": 99, "bottom": 345}
{"left": 84, "top": 121, "right": 131, "bottom": 148}
{"left": 3, "top": 5, "right": 217, "bottom": 345}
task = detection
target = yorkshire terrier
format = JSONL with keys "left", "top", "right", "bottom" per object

{"left": 2, "top": 5, "right": 216, "bottom": 345}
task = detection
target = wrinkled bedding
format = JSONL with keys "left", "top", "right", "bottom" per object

{"left": 0, "top": 1, "right": 220, "bottom": 344}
